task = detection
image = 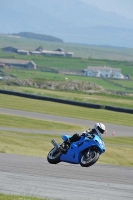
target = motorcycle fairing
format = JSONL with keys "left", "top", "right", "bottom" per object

{"left": 62, "top": 135, "right": 71, "bottom": 142}
{"left": 60, "top": 134, "right": 105, "bottom": 164}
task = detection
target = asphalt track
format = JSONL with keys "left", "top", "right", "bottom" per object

{"left": 0, "top": 108, "right": 133, "bottom": 200}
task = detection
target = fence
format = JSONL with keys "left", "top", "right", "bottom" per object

{"left": 0, "top": 89, "right": 133, "bottom": 114}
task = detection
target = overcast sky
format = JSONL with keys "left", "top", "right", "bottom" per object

{"left": 1, "top": 0, "right": 133, "bottom": 20}
{"left": 82, "top": 0, "right": 133, "bottom": 19}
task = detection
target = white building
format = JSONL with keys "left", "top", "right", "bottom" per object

{"left": 41, "top": 50, "right": 65, "bottom": 57}
{"left": 30, "top": 48, "right": 74, "bottom": 57}
{"left": 83, "top": 66, "right": 125, "bottom": 79}
{"left": 17, "top": 49, "right": 29, "bottom": 55}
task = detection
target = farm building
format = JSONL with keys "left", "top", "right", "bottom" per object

{"left": 30, "top": 47, "right": 74, "bottom": 57}
{"left": 27, "top": 61, "right": 37, "bottom": 69}
{"left": 41, "top": 50, "right": 65, "bottom": 57}
{"left": 30, "top": 49, "right": 65, "bottom": 57}
{"left": 83, "top": 66, "right": 125, "bottom": 79}
{"left": 54, "top": 48, "right": 65, "bottom": 52}
{"left": 54, "top": 48, "right": 74, "bottom": 57}
{"left": 0, "top": 59, "right": 37, "bottom": 69}
{"left": 65, "top": 52, "right": 74, "bottom": 57}
{"left": 30, "top": 51, "right": 42, "bottom": 55}
{"left": 17, "top": 49, "right": 29, "bottom": 55}
{"left": 0, "top": 63, "right": 6, "bottom": 68}
{"left": 35, "top": 46, "right": 43, "bottom": 52}
{"left": 2, "top": 46, "right": 29, "bottom": 55}
{"left": 2, "top": 46, "right": 74, "bottom": 57}
{"left": 2, "top": 46, "right": 18, "bottom": 53}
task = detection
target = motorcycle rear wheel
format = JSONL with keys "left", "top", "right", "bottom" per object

{"left": 80, "top": 149, "right": 99, "bottom": 167}
{"left": 47, "top": 148, "right": 61, "bottom": 164}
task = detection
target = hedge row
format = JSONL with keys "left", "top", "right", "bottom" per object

{"left": 0, "top": 90, "right": 133, "bottom": 114}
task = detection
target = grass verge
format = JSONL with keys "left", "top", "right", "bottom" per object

{"left": 1, "top": 85, "right": 133, "bottom": 108}
{"left": 0, "top": 94, "right": 133, "bottom": 127}
{"left": 0, "top": 114, "right": 87, "bottom": 131}
{"left": 0, "top": 194, "right": 49, "bottom": 200}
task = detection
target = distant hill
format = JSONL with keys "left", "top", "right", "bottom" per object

{"left": 0, "top": 0, "right": 133, "bottom": 47}
{"left": 12, "top": 32, "right": 63, "bottom": 43}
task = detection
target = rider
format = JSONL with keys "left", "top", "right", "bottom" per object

{"left": 66, "top": 122, "right": 106, "bottom": 144}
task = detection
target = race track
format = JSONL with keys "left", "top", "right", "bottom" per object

{"left": 0, "top": 108, "right": 133, "bottom": 136}
{"left": 0, "top": 108, "right": 133, "bottom": 200}
{"left": 0, "top": 154, "right": 133, "bottom": 200}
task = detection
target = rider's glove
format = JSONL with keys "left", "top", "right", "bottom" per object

{"left": 81, "top": 132, "right": 88, "bottom": 137}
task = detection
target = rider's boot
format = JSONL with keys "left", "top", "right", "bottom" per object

{"left": 61, "top": 139, "right": 70, "bottom": 153}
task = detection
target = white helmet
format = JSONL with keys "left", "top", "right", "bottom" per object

{"left": 94, "top": 123, "right": 105, "bottom": 136}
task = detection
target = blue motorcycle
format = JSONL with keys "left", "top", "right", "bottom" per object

{"left": 47, "top": 134, "right": 106, "bottom": 167}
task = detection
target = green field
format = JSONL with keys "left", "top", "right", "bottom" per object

{"left": 1, "top": 34, "right": 133, "bottom": 60}
{"left": 1, "top": 35, "right": 133, "bottom": 96}
{"left": 1, "top": 49, "right": 133, "bottom": 76}
{"left": 1, "top": 68, "right": 133, "bottom": 94}
{"left": 1, "top": 48, "right": 133, "bottom": 95}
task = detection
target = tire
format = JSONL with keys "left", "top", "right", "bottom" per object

{"left": 80, "top": 149, "right": 99, "bottom": 167}
{"left": 47, "top": 148, "right": 61, "bottom": 164}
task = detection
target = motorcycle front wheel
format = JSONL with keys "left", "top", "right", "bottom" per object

{"left": 47, "top": 148, "right": 61, "bottom": 164}
{"left": 80, "top": 149, "right": 99, "bottom": 167}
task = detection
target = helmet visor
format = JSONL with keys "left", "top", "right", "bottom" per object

{"left": 97, "top": 126, "right": 105, "bottom": 134}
